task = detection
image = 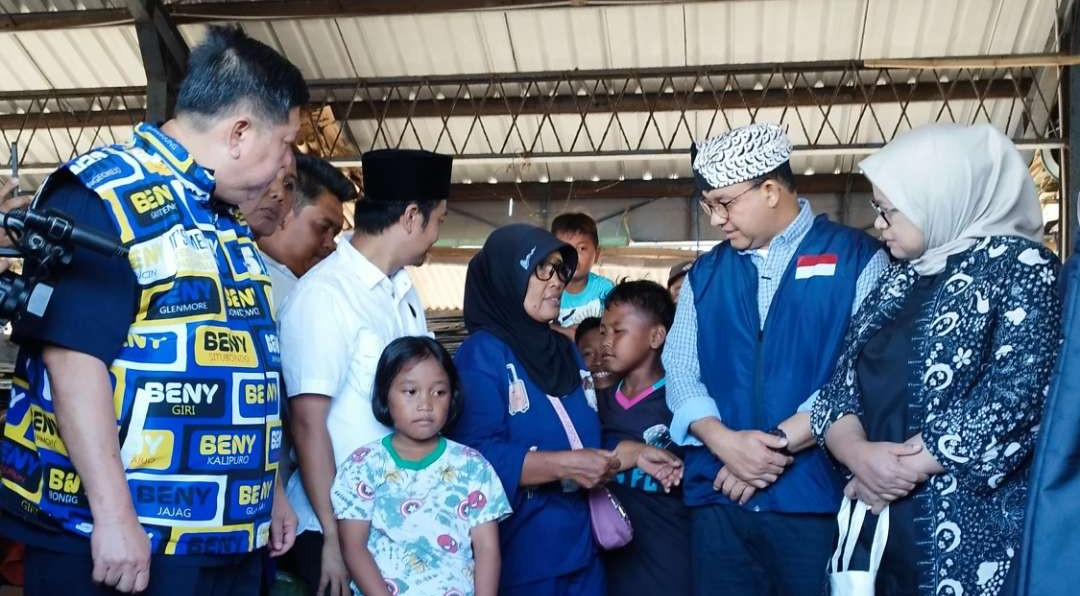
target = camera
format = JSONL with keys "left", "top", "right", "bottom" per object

{"left": 0, "top": 206, "right": 128, "bottom": 324}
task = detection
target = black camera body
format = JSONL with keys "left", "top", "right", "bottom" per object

{"left": 0, "top": 207, "right": 128, "bottom": 324}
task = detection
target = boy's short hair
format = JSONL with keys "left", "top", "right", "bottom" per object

{"left": 575, "top": 317, "right": 603, "bottom": 345}
{"left": 604, "top": 280, "right": 675, "bottom": 330}
{"left": 551, "top": 212, "right": 600, "bottom": 248}
{"left": 372, "top": 336, "right": 463, "bottom": 430}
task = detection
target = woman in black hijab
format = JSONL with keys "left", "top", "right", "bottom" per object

{"left": 449, "top": 224, "right": 618, "bottom": 596}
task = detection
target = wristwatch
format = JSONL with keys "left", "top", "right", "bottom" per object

{"left": 766, "top": 427, "right": 793, "bottom": 457}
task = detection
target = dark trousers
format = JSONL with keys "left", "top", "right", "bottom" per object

{"left": 275, "top": 530, "right": 324, "bottom": 596}
{"left": 23, "top": 546, "right": 263, "bottom": 596}
{"left": 691, "top": 504, "right": 834, "bottom": 596}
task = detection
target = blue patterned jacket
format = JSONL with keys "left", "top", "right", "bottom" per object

{"left": 812, "top": 236, "right": 1062, "bottom": 596}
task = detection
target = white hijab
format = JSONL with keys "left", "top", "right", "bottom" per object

{"left": 859, "top": 123, "right": 1043, "bottom": 275}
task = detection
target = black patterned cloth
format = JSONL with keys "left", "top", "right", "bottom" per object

{"left": 812, "top": 236, "right": 1063, "bottom": 596}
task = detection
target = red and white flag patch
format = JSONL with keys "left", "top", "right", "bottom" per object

{"left": 795, "top": 254, "right": 838, "bottom": 279}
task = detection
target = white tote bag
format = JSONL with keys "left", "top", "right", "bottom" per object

{"left": 828, "top": 497, "right": 890, "bottom": 596}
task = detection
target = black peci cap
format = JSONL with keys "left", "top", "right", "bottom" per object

{"left": 361, "top": 149, "right": 453, "bottom": 202}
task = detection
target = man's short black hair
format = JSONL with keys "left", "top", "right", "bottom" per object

{"left": 372, "top": 336, "right": 463, "bottom": 431}
{"left": 353, "top": 200, "right": 441, "bottom": 235}
{"left": 294, "top": 154, "right": 356, "bottom": 212}
{"left": 176, "top": 25, "right": 309, "bottom": 126}
{"left": 551, "top": 212, "right": 600, "bottom": 248}
{"left": 604, "top": 279, "right": 675, "bottom": 330}
{"left": 752, "top": 161, "right": 797, "bottom": 193}
{"left": 575, "top": 317, "right": 603, "bottom": 345}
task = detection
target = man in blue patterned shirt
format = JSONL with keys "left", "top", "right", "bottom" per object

{"left": 662, "top": 123, "right": 889, "bottom": 595}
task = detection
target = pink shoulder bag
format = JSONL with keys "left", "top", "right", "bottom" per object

{"left": 546, "top": 395, "right": 633, "bottom": 550}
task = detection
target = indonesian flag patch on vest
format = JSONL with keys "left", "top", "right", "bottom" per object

{"left": 795, "top": 254, "right": 838, "bottom": 279}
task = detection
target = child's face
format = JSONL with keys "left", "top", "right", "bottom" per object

{"left": 388, "top": 356, "right": 451, "bottom": 443}
{"left": 577, "top": 327, "right": 617, "bottom": 390}
{"left": 555, "top": 231, "right": 598, "bottom": 283}
{"left": 601, "top": 303, "right": 664, "bottom": 377}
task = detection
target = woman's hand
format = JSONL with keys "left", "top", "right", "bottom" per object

{"left": 843, "top": 477, "right": 890, "bottom": 514}
{"left": 560, "top": 449, "right": 620, "bottom": 489}
{"left": 900, "top": 434, "right": 946, "bottom": 477}
{"left": 848, "top": 440, "right": 928, "bottom": 501}
{"left": 635, "top": 446, "right": 683, "bottom": 493}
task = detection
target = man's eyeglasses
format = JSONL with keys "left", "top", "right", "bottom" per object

{"left": 700, "top": 180, "right": 764, "bottom": 218}
{"left": 535, "top": 259, "right": 574, "bottom": 283}
{"left": 869, "top": 199, "right": 898, "bottom": 227}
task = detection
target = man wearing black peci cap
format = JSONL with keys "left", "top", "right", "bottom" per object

{"left": 276, "top": 148, "right": 451, "bottom": 596}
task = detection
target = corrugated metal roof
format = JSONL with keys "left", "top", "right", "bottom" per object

{"left": 0, "top": 0, "right": 1066, "bottom": 187}
{"left": 0, "top": 1, "right": 1061, "bottom": 93}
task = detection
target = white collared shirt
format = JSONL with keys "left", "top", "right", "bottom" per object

{"left": 258, "top": 249, "right": 299, "bottom": 315}
{"left": 278, "top": 239, "right": 430, "bottom": 534}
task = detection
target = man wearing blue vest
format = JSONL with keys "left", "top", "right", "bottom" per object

{"left": 663, "top": 123, "right": 889, "bottom": 595}
{"left": 0, "top": 25, "right": 308, "bottom": 595}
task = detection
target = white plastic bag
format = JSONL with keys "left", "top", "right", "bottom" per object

{"left": 829, "top": 497, "right": 890, "bottom": 596}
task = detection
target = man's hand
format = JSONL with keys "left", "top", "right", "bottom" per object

{"left": 713, "top": 465, "right": 757, "bottom": 504}
{"left": 635, "top": 446, "right": 683, "bottom": 493}
{"left": 560, "top": 449, "right": 621, "bottom": 489}
{"left": 319, "top": 534, "right": 353, "bottom": 596}
{"left": 847, "top": 441, "right": 927, "bottom": 501}
{"left": 90, "top": 515, "right": 150, "bottom": 594}
{"left": 709, "top": 428, "right": 793, "bottom": 488}
{"left": 269, "top": 477, "right": 297, "bottom": 557}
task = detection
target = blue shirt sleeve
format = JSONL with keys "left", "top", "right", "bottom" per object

{"left": 449, "top": 334, "right": 535, "bottom": 504}
{"left": 11, "top": 174, "right": 138, "bottom": 364}
{"left": 662, "top": 277, "right": 721, "bottom": 446}
{"left": 852, "top": 249, "right": 889, "bottom": 316}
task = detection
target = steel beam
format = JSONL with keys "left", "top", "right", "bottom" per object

{"left": 446, "top": 174, "right": 871, "bottom": 202}
{"left": 127, "top": 0, "right": 188, "bottom": 122}
{"left": 0, "top": 1, "right": 720, "bottom": 32}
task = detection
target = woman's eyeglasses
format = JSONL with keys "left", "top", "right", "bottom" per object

{"left": 534, "top": 259, "right": 574, "bottom": 283}
{"left": 869, "top": 199, "right": 898, "bottom": 227}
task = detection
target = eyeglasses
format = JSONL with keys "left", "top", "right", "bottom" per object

{"left": 534, "top": 259, "right": 574, "bottom": 283}
{"left": 700, "top": 180, "right": 764, "bottom": 218}
{"left": 869, "top": 199, "right": 898, "bottom": 227}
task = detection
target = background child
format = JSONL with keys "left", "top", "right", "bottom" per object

{"left": 332, "top": 337, "right": 512, "bottom": 596}
{"left": 574, "top": 317, "right": 618, "bottom": 391}
{"left": 551, "top": 213, "right": 614, "bottom": 338}
{"left": 598, "top": 280, "right": 691, "bottom": 596}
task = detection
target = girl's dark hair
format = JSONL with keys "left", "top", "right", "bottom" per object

{"left": 371, "top": 336, "right": 463, "bottom": 430}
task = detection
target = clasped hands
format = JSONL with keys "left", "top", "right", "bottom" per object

{"left": 708, "top": 429, "right": 793, "bottom": 505}
{"left": 840, "top": 435, "right": 943, "bottom": 514}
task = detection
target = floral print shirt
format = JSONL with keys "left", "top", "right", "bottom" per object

{"left": 332, "top": 435, "right": 512, "bottom": 596}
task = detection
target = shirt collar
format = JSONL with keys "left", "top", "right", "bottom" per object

{"left": 739, "top": 199, "right": 815, "bottom": 256}
{"left": 258, "top": 249, "right": 298, "bottom": 281}
{"left": 131, "top": 122, "right": 216, "bottom": 201}
{"left": 338, "top": 239, "right": 413, "bottom": 295}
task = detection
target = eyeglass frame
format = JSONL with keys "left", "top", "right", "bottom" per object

{"left": 699, "top": 179, "right": 766, "bottom": 218}
{"left": 869, "top": 198, "right": 899, "bottom": 228}
{"left": 534, "top": 257, "right": 574, "bottom": 284}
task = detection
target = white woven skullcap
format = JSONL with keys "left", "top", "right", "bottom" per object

{"left": 692, "top": 123, "right": 793, "bottom": 189}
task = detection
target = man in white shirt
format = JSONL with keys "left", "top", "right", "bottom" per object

{"left": 257, "top": 153, "right": 354, "bottom": 309}
{"left": 277, "top": 149, "right": 451, "bottom": 596}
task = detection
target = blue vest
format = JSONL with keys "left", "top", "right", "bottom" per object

{"left": 683, "top": 215, "right": 880, "bottom": 512}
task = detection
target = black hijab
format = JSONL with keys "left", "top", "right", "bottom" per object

{"left": 463, "top": 224, "right": 581, "bottom": 397}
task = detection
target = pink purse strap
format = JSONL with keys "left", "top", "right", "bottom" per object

{"left": 547, "top": 395, "right": 584, "bottom": 450}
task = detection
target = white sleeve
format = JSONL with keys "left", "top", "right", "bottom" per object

{"left": 279, "top": 280, "right": 353, "bottom": 398}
